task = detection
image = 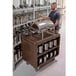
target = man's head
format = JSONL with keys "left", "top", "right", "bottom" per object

{"left": 51, "top": 2, "right": 57, "bottom": 10}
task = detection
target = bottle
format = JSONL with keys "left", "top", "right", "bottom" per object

{"left": 35, "top": 0, "right": 39, "bottom": 6}
{"left": 49, "top": 41, "right": 53, "bottom": 48}
{"left": 50, "top": 52, "right": 53, "bottom": 58}
{"left": 19, "top": 30, "right": 21, "bottom": 42}
{"left": 44, "top": 56, "right": 46, "bottom": 62}
{"left": 39, "top": 58, "right": 42, "bottom": 65}
{"left": 44, "top": 0, "right": 47, "bottom": 6}
{"left": 19, "top": 15, "right": 21, "bottom": 24}
{"left": 54, "top": 50, "right": 57, "bottom": 56}
{"left": 46, "top": 54, "right": 49, "bottom": 60}
{"left": 30, "top": 13, "right": 33, "bottom": 20}
{"left": 15, "top": 30, "right": 19, "bottom": 43}
{"left": 25, "top": 14, "right": 28, "bottom": 22}
{"left": 20, "top": 0, "right": 24, "bottom": 8}
{"left": 15, "top": 16, "right": 17, "bottom": 25}
{"left": 40, "top": 0, "right": 44, "bottom": 6}
{"left": 23, "top": 0, "right": 27, "bottom": 8}
{"left": 44, "top": 43, "right": 49, "bottom": 51}
{"left": 16, "top": 46, "right": 19, "bottom": 60}
{"left": 13, "top": 5, "right": 15, "bottom": 9}
{"left": 21, "top": 15, "right": 24, "bottom": 24}
{"left": 19, "top": 44, "right": 22, "bottom": 56}
{"left": 15, "top": 33, "right": 17, "bottom": 45}
{"left": 14, "top": 50, "right": 18, "bottom": 62}
{"left": 17, "top": 46, "right": 21, "bottom": 59}
{"left": 13, "top": 16, "right": 15, "bottom": 25}
{"left": 14, "top": 34, "right": 16, "bottom": 45}
{"left": 16, "top": 27, "right": 20, "bottom": 43}
{"left": 38, "top": 45, "right": 43, "bottom": 54}
{"left": 28, "top": 0, "right": 31, "bottom": 7}
{"left": 24, "top": 14, "right": 26, "bottom": 23}
{"left": 54, "top": 40, "right": 57, "bottom": 46}
{"left": 16, "top": 16, "right": 20, "bottom": 25}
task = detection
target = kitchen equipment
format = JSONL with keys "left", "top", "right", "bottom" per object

{"left": 31, "top": 20, "right": 54, "bottom": 40}
{"left": 32, "top": 20, "right": 54, "bottom": 30}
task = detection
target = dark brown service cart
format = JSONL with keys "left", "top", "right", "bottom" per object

{"left": 22, "top": 32, "right": 60, "bottom": 70}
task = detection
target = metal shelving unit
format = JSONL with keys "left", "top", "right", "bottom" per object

{"left": 13, "top": 20, "right": 33, "bottom": 28}
{"left": 14, "top": 41, "right": 21, "bottom": 47}
{"left": 13, "top": 7, "right": 34, "bottom": 13}
{"left": 14, "top": 56, "right": 22, "bottom": 65}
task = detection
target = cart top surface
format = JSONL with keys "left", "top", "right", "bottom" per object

{"left": 22, "top": 32, "right": 60, "bottom": 44}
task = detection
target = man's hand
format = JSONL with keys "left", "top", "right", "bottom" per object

{"left": 38, "top": 14, "right": 50, "bottom": 20}
{"left": 38, "top": 14, "right": 43, "bottom": 17}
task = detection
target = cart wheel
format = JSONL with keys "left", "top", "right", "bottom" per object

{"left": 37, "top": 67, "right": 40, "bottom": 70}
{"left": 55, "top": 60, "right": 57, "bottom": 62}
{"left": 35, "top": 67, "right": 40, "bottom": 71}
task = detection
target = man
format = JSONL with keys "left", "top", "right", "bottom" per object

{"left": 39, "top": 2, "right": 61, "bottom": 33}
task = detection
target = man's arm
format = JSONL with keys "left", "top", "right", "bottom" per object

{"left": 39, "top": 14, "right": 50, "bottom": 20}
{"left": 54, "top": 12, "right": 60, "bottom": 26}
{"left": 54, "top": 19, "right": 60, "bottom": 26}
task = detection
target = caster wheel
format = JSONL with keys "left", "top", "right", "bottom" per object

{"left": 35, "top": 67, "right": 40, "bottom": 71}
{"left": 37, "top": 67, "right": 40, "bottom": 70}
